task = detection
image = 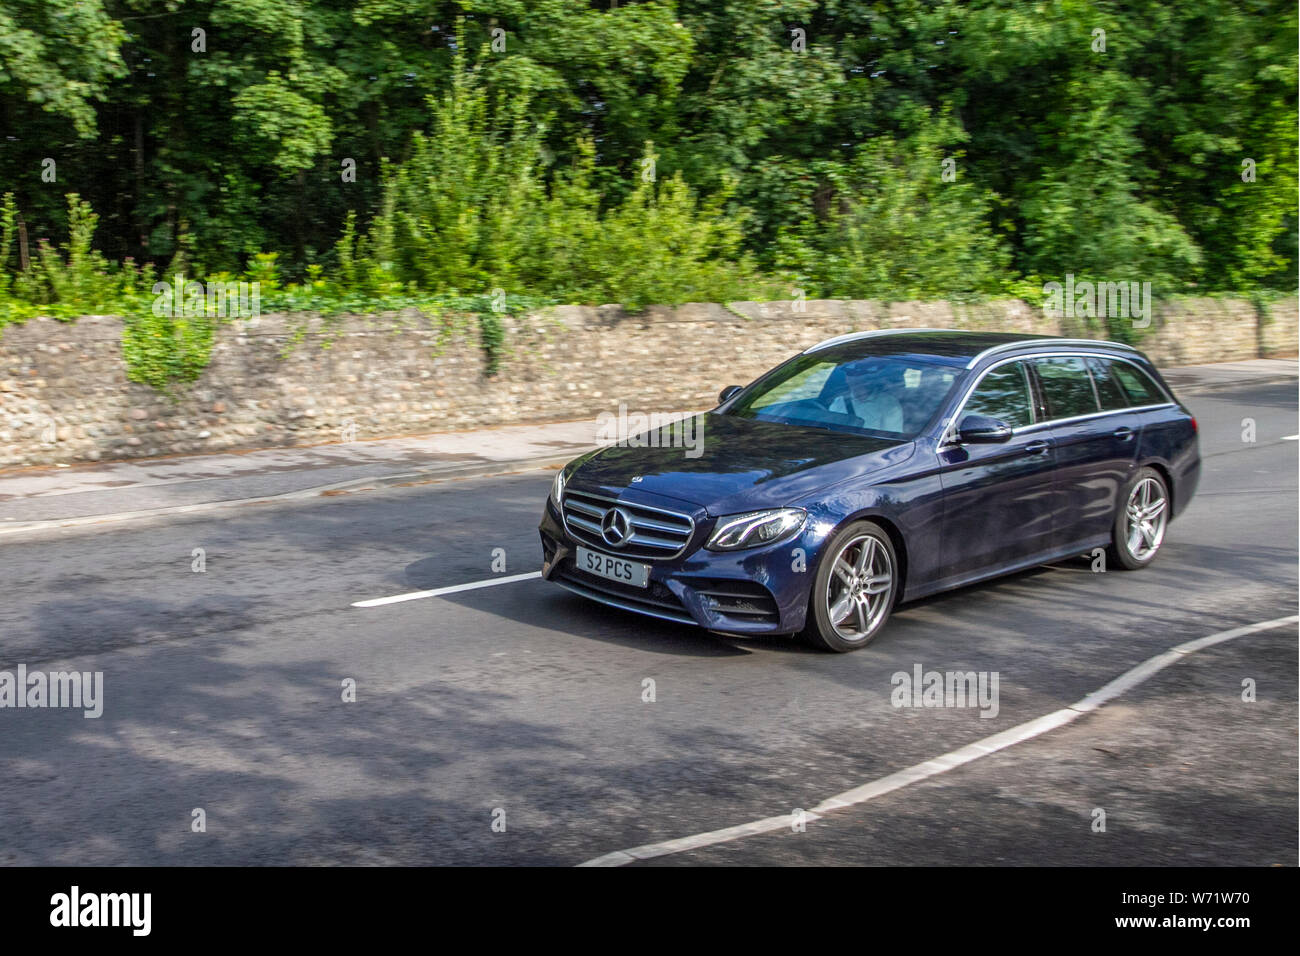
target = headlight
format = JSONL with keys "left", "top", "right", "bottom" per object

{"left": 706, "top": 508, "right": 806, "bottom": 551}
{"left": 549, "top": 468, "right": 566, "bottom": 507}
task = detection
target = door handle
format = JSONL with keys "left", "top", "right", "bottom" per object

{"left": 1024, "top": 440, "right": 1051, "bottom": 456}
{"left": 1113, "top": 427, "right": 1135, "bottom": 441}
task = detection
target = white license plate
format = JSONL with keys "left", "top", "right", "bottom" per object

{"left": 576, "top": 546, "right": 650, "bottom": 588}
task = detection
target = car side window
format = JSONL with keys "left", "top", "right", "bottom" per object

{"left": 963, "top": 361, "right": 1033, "bottom": 428}
{"left": 1087, "top": 358, "right": 1131, "bottom": 411}
{"left": 1033, "top": 357, "right": 1100, "bottom": 420}
{"left": 1110, "top": 361, "right": 1166, "bottom": 406}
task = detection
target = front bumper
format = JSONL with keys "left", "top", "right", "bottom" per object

{"left": 539, "top": 498, "right": 825, "bottom": 635}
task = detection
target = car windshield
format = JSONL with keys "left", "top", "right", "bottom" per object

{"left": 722, "top": 353, "right": 962, "bottom": 440}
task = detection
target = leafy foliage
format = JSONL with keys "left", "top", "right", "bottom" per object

{"left": 121, "top": 307, "right": 217, "bottom": 393}
{"left": 0, "top": 0, "right": 1294, "bottom": 384}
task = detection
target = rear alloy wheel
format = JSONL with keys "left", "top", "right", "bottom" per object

{"left": 800, "top": 520, "right": 898, "bottom": 652}
{"left": 1108, "top": 467, "right": 1169, "bottom": 570}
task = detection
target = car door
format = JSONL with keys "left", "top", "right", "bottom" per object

{"left": 1031, "top": 356, "right": 1140, "bottom": 552}
{"left": 938, "top": 359, "right": 1057, "bottom": 581}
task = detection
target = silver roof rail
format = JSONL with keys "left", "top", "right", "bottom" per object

{"left": 964, "top": 337, "right": 1139, "bottom": 369}
{"left": 802, "top": 327, "right": 968, "bottom": 355}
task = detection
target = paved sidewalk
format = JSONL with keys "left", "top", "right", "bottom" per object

{"left": 0, "top": 417, "right": 615, "bottom": 532}
{"left": 0, "top": 358, "right": 1292, "bottom": 533}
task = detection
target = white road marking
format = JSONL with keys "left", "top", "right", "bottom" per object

{"left": 352, "top": 571, "right": 542, "bottom": 607}
{"left": 1281, "top": 435, "right": 1298, "bottom": 441}
{"left": 578, "top": 614, "right": 1299, "bottom": 867}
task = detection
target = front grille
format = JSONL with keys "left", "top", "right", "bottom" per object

{"left": 690, "top": 578, "right": 781, "bottom": 625}
{"left": 561, "top": 488, "right": 695, "bottom": 560}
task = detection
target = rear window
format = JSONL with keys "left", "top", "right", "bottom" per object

{"left": 1111, "top": 361, "right": 1167, "bottom": 406}
{"left": 1033, "top": 357, "right": 1100, "bottom": 420}
{"left": 1088, "top": 358, "right": 1131, "bottom": 411}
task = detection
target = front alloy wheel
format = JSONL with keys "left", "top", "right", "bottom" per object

{"left": 1108, "top": 467, "right": 1169, "bottom": 570}
{"left": 800, "top": 520, "right": 898, "bottom": 652}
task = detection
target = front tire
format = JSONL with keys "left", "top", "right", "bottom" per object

{"left": 800, "top": 520, "right": 898, "bottom": 652}
{"left": 1107, "top": 467, "right": 1169, "bottom": 570}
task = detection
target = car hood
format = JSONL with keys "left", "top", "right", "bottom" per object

{"left": 569, "top": 412, "right": 914, "bottom": 515}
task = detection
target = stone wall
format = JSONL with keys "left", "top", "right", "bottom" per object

{"left": 0, "top": 297, "right": 1294, "bottom": 467}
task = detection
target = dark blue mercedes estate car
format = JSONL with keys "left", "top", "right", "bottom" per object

{"left": 538, "top": 330, "right": 1200, "bottom": 651}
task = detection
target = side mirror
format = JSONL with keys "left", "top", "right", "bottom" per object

{"left": 718, "top": 385, "right": 743, "bottom": 405}
{"left": 956, "top": 413, "right": 1013, "bottom": 444}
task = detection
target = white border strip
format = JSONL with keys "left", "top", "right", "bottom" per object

{"left": 352, "top": 571, "right": 542, "bottom": 607}
{"left": 578, "top": 614, "right": 1299, "bottom": 866}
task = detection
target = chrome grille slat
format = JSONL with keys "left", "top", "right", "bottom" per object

{"left": 628, "top": 531, "right": 681, "bottom": 549}
{"left": 567, "top": 514, "right": 603, "bottom": 535}
{"left": 629, "top": 514, "right": 692, "bottom": 534}
{"left": 561, "top": 488, "right": 695, "bottom": 560}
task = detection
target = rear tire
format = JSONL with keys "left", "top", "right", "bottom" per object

{"left": 800, "top": 520, "right": 898, "bottom": 652}
{"left": 1107, "top": 466, "right": 1169, "bottom": 571}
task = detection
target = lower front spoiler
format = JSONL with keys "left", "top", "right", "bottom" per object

{"left": 542, "top": 532, "right": 700, "bottom": 626}
{"left": 550, "top": 576, "right": 697, "bottom": 627}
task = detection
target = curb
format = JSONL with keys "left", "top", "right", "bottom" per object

{"left": 0, "top": 452, "right": 581, "bottom": 537}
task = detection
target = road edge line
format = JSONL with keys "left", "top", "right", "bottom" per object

{"left": 576, "top": 614, "right": 1299, "bottom": 867}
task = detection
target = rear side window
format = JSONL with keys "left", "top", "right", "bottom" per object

{"left": 1087, "top": 358, "right": 1131, "bottom": 411}
{"left": 963, "top": 361, "right": 1034, "bottom": 428}
{"left": 1033, "top": 357, "right": 1099, "bottom": 420}
{"left": 1110, "top": 361, "right": 1167, "bottom": 406}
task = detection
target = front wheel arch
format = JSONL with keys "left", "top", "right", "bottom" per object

{"left": 819, "top": 510, "right": 908, "bottom": 602}
{"left": 799, "top": 518, "right": 902, "bottom": 652}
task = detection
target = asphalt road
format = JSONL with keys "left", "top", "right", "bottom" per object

{"left": 0, "top": 381, "right": 1295, "bottom": 866}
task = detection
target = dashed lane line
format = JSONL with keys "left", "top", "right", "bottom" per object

{"left": 351, "top": 571, "right": 542, "bottom": 607}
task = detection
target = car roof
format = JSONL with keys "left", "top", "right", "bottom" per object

{"left": 803, "top": 328, "right": 1140, "bottom": 369}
